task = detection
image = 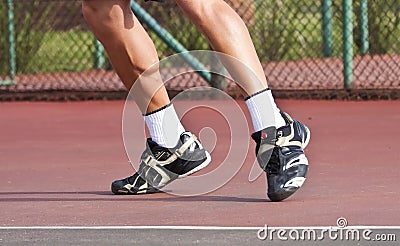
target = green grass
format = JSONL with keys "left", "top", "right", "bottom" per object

{"left": 23, "top": 30, "right": 96, "bottom": 74}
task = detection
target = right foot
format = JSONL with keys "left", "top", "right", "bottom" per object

{"left": 111, "top": 132, "right": 211, "bottom": 195}
{"left": 252, "top": 112, "right": 310, "bottom": 202}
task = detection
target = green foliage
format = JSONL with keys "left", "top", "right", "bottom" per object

{"left": 366, "top": 0, "right": 400, "bottom": 54}
{"left": 1, "top": 0, "right": 399, "bottom": 76}
{"left": 1, "top": 0, "right": 54, "bottom": 75}
{"left": 250, "top": 0, "right": 346, "bottom": 62}
{"left": 0, "top": 1, "right": 11, "bottom": 75}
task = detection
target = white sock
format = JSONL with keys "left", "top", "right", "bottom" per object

{"left": 245, "top": 88, "right": 286, "bottom": 132}
{"left": 144, "top": 104, "right": 185, "bottom": 148}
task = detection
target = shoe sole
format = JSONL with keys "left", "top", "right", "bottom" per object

{"left": 111, "top": 180, "right": 160, "bottom": 195}
{"left": 268, "top": 187, "right": 298, "bottom": 202}
{"left": 303, "top": 125, "right": 311, "bottom": 149}
{"left": 112, "top": 186, "right": 160, "bottom": 195}
{"left": 177, "top": 151, "right": 212, "bottom": 179}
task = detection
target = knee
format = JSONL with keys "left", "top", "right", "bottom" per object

{"left": 82, "top": 0, "right": 131, "bottom": 42}
{"left": 177, "top": 0, "right": 237, "bottom": 29}
{"left": 82, "top": 1, "right": 111, "bottom": 38}
{"left": 82, "top": 1, "right": 106, "bottom": 25}
{"left": 177, "top": 1, "right": 216, "bottom": 26}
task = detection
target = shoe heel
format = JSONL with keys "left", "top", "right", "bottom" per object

{"left": 178, "top": 151, "right": 211, "bottom": 178}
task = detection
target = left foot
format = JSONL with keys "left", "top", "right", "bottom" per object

{"left": 111, "top": 132, "right": 211, "bottom": 194}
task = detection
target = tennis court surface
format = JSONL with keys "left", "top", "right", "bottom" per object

{"left": 0, "top": 99, "right": 399, "bottom": 245}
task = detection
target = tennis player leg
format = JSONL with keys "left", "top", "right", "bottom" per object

{"left": 82, "top": 0, "right": 211, "bottom": 194}
{"left": 175, "top": 0, "right": 310, "bottom": 201}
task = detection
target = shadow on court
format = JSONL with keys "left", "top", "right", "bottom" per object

{"left": 0, "top": 100, "right": 399, "bottom": 244}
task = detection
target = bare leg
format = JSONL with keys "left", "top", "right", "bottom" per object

{"left": 82, "top": 0, "right": 169, "bottom": 113}
{"left": 83, "top": 1, "right": 212, "bottom": 195}
{"left": 175, "top": 0, "right": 268, "bottom": 97}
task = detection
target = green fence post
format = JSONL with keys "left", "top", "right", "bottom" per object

{"left": 359, "top": 0, "right": 369, "bottom": 55}
{"left": 322, "top": 0, "right": 333, "bottom": 57}
{"left": 1, "top": 0, "right": 16, "bottom": 86}
{"left": 342, "top": 0, "right": 353, "bottom": 90}
{"left": 94, "top": 39, "right": 105, "bottom": 69}
{"left": 130, "top": 1, "right": 211, "bottom": 84}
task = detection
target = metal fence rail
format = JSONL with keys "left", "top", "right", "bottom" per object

{"left": 0, "top": 0, "right": 399, "bottom": 100}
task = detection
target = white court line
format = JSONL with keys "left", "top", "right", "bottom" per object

{"left": 0, "top": 226, "right": 400, "bottom": 230}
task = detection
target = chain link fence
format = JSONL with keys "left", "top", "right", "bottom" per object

{"left": 0, "top": 0, "right": 399, "bottom": 100}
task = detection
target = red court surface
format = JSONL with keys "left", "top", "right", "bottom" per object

{"left": 0, "top": 100, "right": 400, "bottom": 228}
